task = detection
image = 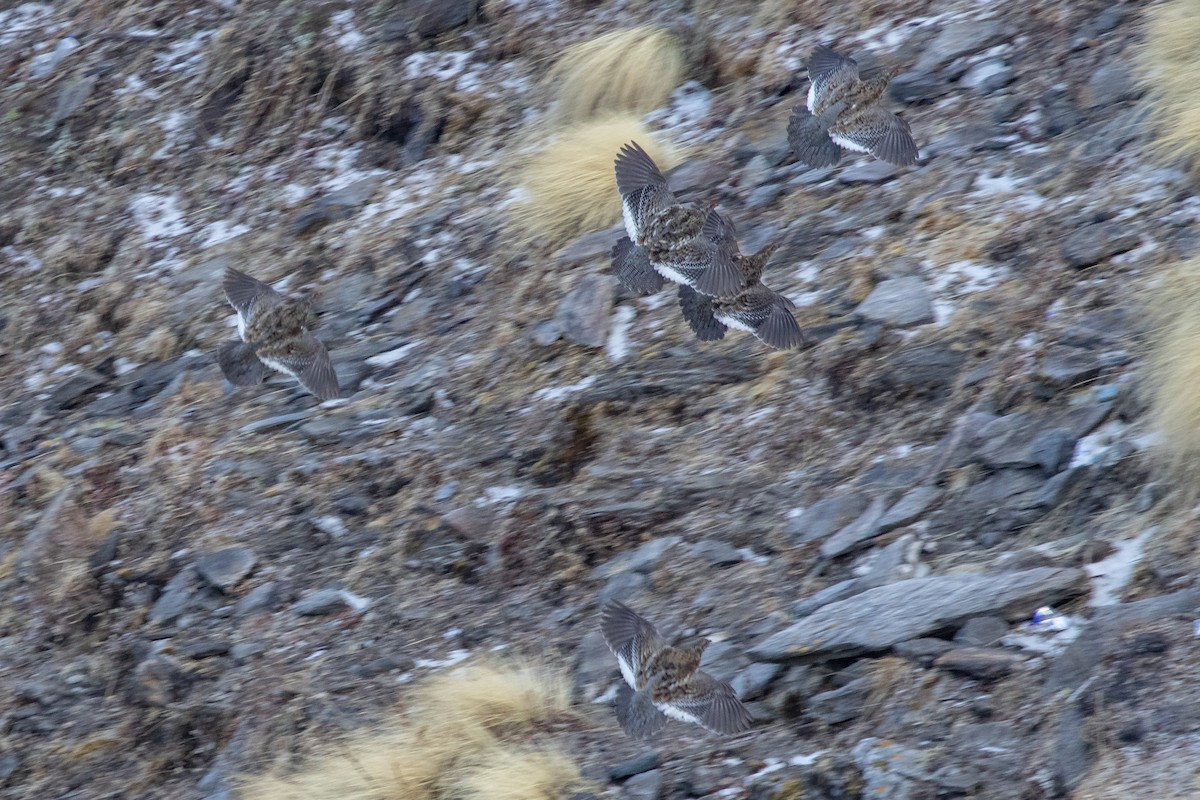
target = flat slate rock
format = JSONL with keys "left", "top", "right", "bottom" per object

{"left": 748, "top": 567, "right": 1087, "bottom": 663}
{"left": 855, "top": 277, "right": 935, "bottom": 327}
{"left": 195, "top": 547, "right": 257, "bottom": 592}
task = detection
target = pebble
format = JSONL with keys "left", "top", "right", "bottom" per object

{"left": 788, "top": 493, "right": 869, "bottom": 545}
{"left": 837, "top": 161, "right": 901, "bottom": 185}
{"left": 149, "top": 566, "right": 200, "bottom": 626}
{"left": 1060, "top": 222, "right": 1139, "bottom": 269}
{"left": 195, "top": 547, "right": 257, "bottom": 592}
{"left": 554, "top": 274, "right": 613, "bottom": 349}
{"left": 622, "top": 768, "right": 663, "bottom": 800}
{"left": 592, "top": 537, "right": 680, "bottom": 579}
{"left": 688, "top": 539, "right": 743, "bottom": 566}
{"left": 45, "top": 370, "right": 107, "bottom": 411}
{"left": 609, "top": 752, "right": 660, "bottom": 781}
{"left": 960, "top": 59, "right": 1014, "bottom": 93}
{"left": 855, "top": 277, "right": 935, "bottom": 327}
{"left": 292, "top": 589, "right": 350, "bottom": 616}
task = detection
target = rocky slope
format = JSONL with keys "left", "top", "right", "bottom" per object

{"left": 1, "top": 0, "right": 1198, "bottom": 798}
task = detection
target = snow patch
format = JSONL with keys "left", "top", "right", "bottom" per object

{"left": 1086, "top": 527, "right": 1155, "bottom": 607}
{"left": 130, "top": 193, "right": 188, "bottom": 240}
{"left": 606, "top": 305, "right": 635, "bottom": 362}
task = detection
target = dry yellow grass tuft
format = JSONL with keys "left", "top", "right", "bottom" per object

{"left": 240, "top": 660, "right": 579, "bottom": 800}
{"left": 450, "top": 747, "right": 586, "bottom": 800}
{"left": 1136, "top": 0, "right": 1200, "bottom": 172}
{"left": 509, "top": 117, "right": 677, "bottom": 248}
{"left": 1144, "top": 256, "right": 1200, "bottom": 497}
{"left": 544, "top": 27, "right": 683, "bottom": 126}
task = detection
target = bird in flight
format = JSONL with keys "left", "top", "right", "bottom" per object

{"left": 216, "top": 267, "right": 340, "bottom": 401}
{"left": 787, "top": 44, "right": 918, "bottom": 168}
{"left": 677, "top": 210, "right": 804, "bottom": 350}
{"left": 611, "top": 141, "right": 743, "bottom": 298}
{"left": 600, "top": 599, "right": 753, "bottom": 739}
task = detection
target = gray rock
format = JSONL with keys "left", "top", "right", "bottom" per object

{"left": 793, "top": 579, "right": 864, "bottom": 617}
{"left": 960, "top": 59, "right": 1014, "bottom": 93}
{"left": 530, "top": 320, "right": 562, "bottom": 346}
{"left": 808, "top": 677, "right": 871, "bottom": 724}
{"left": 688, "top": 539, "right": 743, "bottom": 566}
{"left": 28, "top": 37, "right": 80, "bottom": 79}
{"left": 666, "top": 158, "right": 727, "bottom": 198}
{"left": 918, "top": 19, "right": 1010, "bottom": 69}
{"left": 45, "top": 369, "right": 107, "bottom": 411}
{"left": 593, "top": 536, "right": 681, "bottom": 579}
{"left": 837, "top": 161, "right": 900, "bottom": 184}
{"left": 195, "top": 547, "right": 257, "bottom": 592}
{"left": 1060, "top": 222, "right": 1139, "bottom": 269}
{"left": 976, "top": 414, "right": 1077, "bottom": 475}
{"left": 575, "top": 629, "right": 615, "bottom": 693}
{"left": 293, "top": 589, "right": 349, "bottom": 616}
{"left": 859, "top": 535, "right": 918, "bottom": 589}
{"left": 729, "top": 662, "right": 783, "bottom": 702}
{"left": 853, "top": 737, "right": 929, "bottom": 800}
{"left": 1052, "top": 706, "right": 1091, "bottom": 793}
{"left": 555, "top": 274, "right": 613, "bottom": 349}
{"left": 149, "top": 566, "right": 200, "bottom": 626}
{"left": 1025, "top": 466, "right": 1088, "bottom": 509}
{"left": 934, "top": 647, "right": 1028, "bottom": 679}
{"left": 789, "top": 492, "right": 869, "bottom": 544}
{"left": 1039, "top": 86, "right": 1082, "bottom": 136}
{"left": 878, "top": 486, "right": 943, "bottom": 532}
{"left": 234, "top": 582, "right": 278, "bottom": 616}
{"left": 889, "top": 70, "right": 950, "bottom": 103}
{"left": 855, "top": 277, "right": 934, "bottom": 327}
{"left": 893, "top": 638, "right": 955, "bottom": 665}
{"left": 623, "top": 769, "right": 663, "bottom": 800}
{"left": 239, "top": 413, "right": 309, "bottom": 435}
{"left": 745, "top": 183, "right": 784, "bottom": 209}
{"left": 291, "top": 177, "right": 381, "bottom": 235}
{"left": 555, "top": 223, "right": 624, "bottom": 266}
{"left": 610, "top": 752, "right": 660, "bottom": 780}
{"left": 127, "top": 655, "right": 187, "bottom": 707}
{"left": 229, "top": 642, "right": 265, "bottom": 666}
{"left": 598, "top": 571, "right": 649, "bottom": 607}
{"left": 820, "top": 495, "right": 890, "bottom": 559}
{"left": 1046, "top": 588, "right": 1200, "bottom": 694}
{"left": 49, "top": 75, "right": 97, "bottom": 126}
{"left": 954, "top": 616, "right": 1010, "bottom": 647}
{"left": 1083, "top": 63, "right": 1141, "bottom": 109}
{"left": 1039, "top": 345, "right": 1104, "bottom": 388}
{"left": 749, "top": 567, "right": 1087, "bottom": 663}
{"left": 382, "top": 0, "right": 473, "bottom": 39}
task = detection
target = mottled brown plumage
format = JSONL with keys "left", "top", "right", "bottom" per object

{"left": 788, "top": 44, "right": 918, "bottom": 168}
{"left": 217, "top": 267, "right": 339, "bottom": 401}
{"left": 600, "top": 599, "right": 753, "bottom": 739}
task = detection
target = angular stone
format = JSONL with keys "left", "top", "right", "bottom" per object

{"left": 954, "top": 616, "right": 1010, "bottom": 647}
{"left": 235, "top": 581, "right": 278, "bottom": 616}
{"left": 149, "top": 566, "right": 200, "bottom": 626}
{"left": 293, "top": 589, "right": 349, "bottom": 616}
{"left": 1039, "top": 345, "right": 1104, "bottom": 388}
{"left": 555, "top": 223, "right": 624, "bottom": 266}
{"left": 195, "top": 547, "right": 257, "bottom": 592}
{"left": 893, "top": 638, "right": 956, "bottom": 665}
{"left": 688, "top": 539, "right": 743, "bottom": 566}
{"left": 808, "top": 677, "right": 871, "bottom": 725}
{"left": 917, "top": 19, "right": 1010, "bottom": 69}
{"left": 610, "top": 752, "right": 660, "bottom": 781}
{"left": 837, "top": 161, "right": 900, "bottom": 185}
{"left": 1061, "top": 222, "right": 1139, "bottom": 269}
{"left": 748, "top": 568, "right": 1088, "bottom": 663}
{"left": 935, "top": 647, "right": 1028, "bottom": 679}
{"left": 555, "top": 274, "right": 613, "bottom": 349}
{"left": 592, "top": 537, "right": 681, "bottom": 579}
{"left": 45, "top": 369, "right": 107, "bottom": 411}
{"left": 820, "top": 495, "right": 890, "bottom": 559}
{"left": 729, "top": 662, "right": 783, "bottom": 702}
{"left": 789, "top": 493, "right": 869, "bottom": 545}
{"left": 878, "top": 486, "right": 943, "bottom": 533}
{"left": 855, "top": 277, "right": 935, "bottom": 327}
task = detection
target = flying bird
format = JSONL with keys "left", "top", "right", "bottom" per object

{"left": 677, "top": 210, "right": 804, "bottom": 350}
{"left": 600, "top": 599, "right": 753, "bottom": 739}
{"left": 612, "top": 141, "right": 742, "bottom": 298}
{"left": 216, "top": 267, "right": 340, "bottom": 401}
{"left": 787, "top": 44, "right": 918, "bottom": 168}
